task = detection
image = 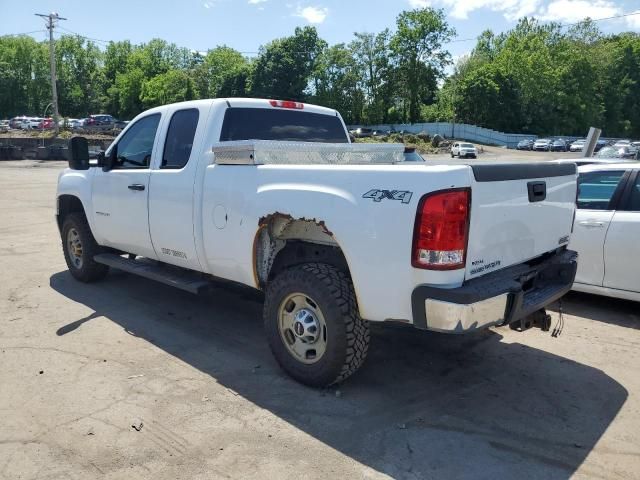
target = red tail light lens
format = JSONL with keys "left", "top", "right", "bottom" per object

{"left": 269, "top": 100, "right": 304, "bottom": 109}
{"left": 412, "top": 188, "right": 470, "bottom": 270}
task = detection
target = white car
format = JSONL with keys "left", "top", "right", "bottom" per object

{"left": 569, "top": 139, "right": 586, "bottom": 152}
{"left": 450, "top": 142, "right": 477, "bottom": 158}
{"left": 570, "top": 163, "right": 640, "bottom": 301}
{"left": 56, "top": 98, "right": 578, "bottom": 386}
{"left": 26, "top": 117, "right": 43, "bottom": 129}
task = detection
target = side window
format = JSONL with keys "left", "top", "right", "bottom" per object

{"left": 162, "top": 109, "right": 199, "bottom": 169}
{"left": 622, "top": 172, "right": 640, "bottom": 212}
{"left": 113, "top": 114, "right": 161, "bottom": 169}
{"left": 577, "top": 170, "right": 626, "bottom": 210}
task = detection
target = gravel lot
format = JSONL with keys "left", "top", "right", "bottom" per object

{"left": 1, "top": 159, "right": 638, "bottom": 480}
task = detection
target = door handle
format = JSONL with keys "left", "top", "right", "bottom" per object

{"left": 128, "top": 184, "right": 145, "bottom": 191}
{"left": 578, "top": 220, "right": 604, "bottom": 228}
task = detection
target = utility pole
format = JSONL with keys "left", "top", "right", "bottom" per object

{"left": 35, "top": 12, "right": 66, "bottom": 135}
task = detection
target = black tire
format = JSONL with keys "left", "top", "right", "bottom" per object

{"left": 61, "top": 212, "right": 109, "bottom": 282}
{"left": 264, "top": 263, "right": 370, "bottom": 387}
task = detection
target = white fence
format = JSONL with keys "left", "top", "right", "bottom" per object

{"left": 349, "top": 122, "right": 585, "bottom": 149}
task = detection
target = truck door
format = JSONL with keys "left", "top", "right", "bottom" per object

{"left": 570, "top": 169, "right": 628, "bottom": 287}
{"left": 603, "top": 170, "right": 640, "bottom": 293}
{"left": 91, "top": 113, "right": 161, "bottom": 259}
{"left": 148, "top": 107, "right": 204, "bottom": 271}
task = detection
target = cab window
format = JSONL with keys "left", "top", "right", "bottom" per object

{"left": 576, "top": 170, "right": 626, "bottom": 210}
{"left": 162, "top": 109, "right": 199, "bottom": 169}
{"left": 113, "top": 114, "right": 161, "bottom": 169}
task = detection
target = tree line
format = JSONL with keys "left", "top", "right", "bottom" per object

{"left": 1, "top": 7, "right": 638, "bottom": 137}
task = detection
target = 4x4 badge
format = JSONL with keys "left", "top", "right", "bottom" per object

{"left": 362, "top": 189, "right": 413, "bottom": 204}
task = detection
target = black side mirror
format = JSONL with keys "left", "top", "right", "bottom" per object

{"left": 102, "top": 146, "right": 117, "bottom": 172}
{"left": 68, "top": 137, "right": 90, "bottom": 170}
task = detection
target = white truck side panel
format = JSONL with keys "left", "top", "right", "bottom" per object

{"left": 56, "top": 169, "right": 101, "bottom": 239}
{"left": 199, "top": 163, "right": 472, "bottom": 322}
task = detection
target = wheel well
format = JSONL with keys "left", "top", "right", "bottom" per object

{"left": 57, "top": 195, "right": 85, "bottom": 231}
{"left": 254, "top": 215, "right": 350, "bottom": 287}
{"left": 269, "top": 241, "right": 349, "bottom": 282}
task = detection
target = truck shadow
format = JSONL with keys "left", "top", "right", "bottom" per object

{"left": 50, "top": 271, "right": 627, "bottom": 479}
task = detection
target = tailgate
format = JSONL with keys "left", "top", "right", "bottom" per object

{"left": 465, "top": 163, "right": 577, "bottom": 280}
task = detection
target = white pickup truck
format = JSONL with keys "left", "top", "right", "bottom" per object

{"left": 57, "top": 98, "right": 578, "bottom": 386}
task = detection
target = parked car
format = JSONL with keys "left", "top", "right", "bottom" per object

{"left": 9, "top": 116, "right": 27, "bottom": 129}
{"left": 26, "top": 117, "right": 44, "bottom": 129}
{"left": 372, "top": 129, "right": 389, "bottom": 138}
{"left": 516, "top": 139, "right": 534, "bottom": 150}
{"left": 83, "top": 114, "right": 116, "bottom": 130}
{"left": 451, "top": 141, "right": 477, "bottom": 158}
{"left": 351, "top": 127, "right": 373, "bottom": 138}
{"left": 37, "top": 118, "right": 54, "bottom": 129}
{"left": 594, "top": 139, "right": 608, "bottom": 152}
{"left": 550, "top": 139, "right": 568, "bottom": 152}
{"left": 114, "top": 119, "right": 129, "bottom": 130}
{"left": 57, "top": 97, "right": 578, "bottom": 387}
{"left": 570, "top": 162, "right": 640, "bottom": 301}
{"left": 0, "top": 120, "right": 9, "bottom": 132}
{"left": 569, "top": 139, "right": 586, "bottom": 152}
{"left": 63, "top": 118, "right": 81, "bottom": 129}
{"left": 533, "top": 138, "right": 552, "bottom": 151}
{"left": 595, "top": 146, "right": 639, "bottom": 160}
{"left": 612, "top": 140, "right": 631, "bottom": 148}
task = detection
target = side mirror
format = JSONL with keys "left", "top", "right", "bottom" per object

{"left": 102, "top": 146, "right": 117, "bottom": 172}
{"left": 68, "top": 137, "right": 90, "bottom": 170}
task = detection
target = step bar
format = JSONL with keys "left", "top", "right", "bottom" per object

{"left": 94, "top": 254, "right": 211, "bottom": 295}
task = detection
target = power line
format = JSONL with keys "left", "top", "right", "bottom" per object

{"left": 57, "top": 26, "right": 111, "bottom": 44}
{"left": 0, "top": 29, "right": 46, "bottom": 38}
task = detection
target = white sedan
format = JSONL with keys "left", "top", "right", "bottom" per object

{"left": 570, "top": 163, "right": 640, "bottom": 301}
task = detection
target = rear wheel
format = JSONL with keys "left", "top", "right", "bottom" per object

{"left": 264, "top": 263, "right": 369, "bottom": 387}
{"left": 61, "top": 213, "right": 109, "bottom": 282}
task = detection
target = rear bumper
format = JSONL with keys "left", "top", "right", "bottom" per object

{"left": 411, "top": 249, "right": 577, "bottom": 333}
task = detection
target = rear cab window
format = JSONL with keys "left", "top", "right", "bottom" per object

{"left": 219, "top": 108, "right": 348, "bottom": 143}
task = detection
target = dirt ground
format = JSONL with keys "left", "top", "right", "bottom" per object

{"left": 0, "top": 159, "right": 638, "bottom": 480}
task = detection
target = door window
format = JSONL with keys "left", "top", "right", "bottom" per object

{"left": 113, "top": 114, "right": 161, "bottom": 169}
{"left": 161, "top": 109, "right": 199, "bottom": 169}
{"left": 621, "top": 172, "right": 640, "bottom": 211}
{"left": 576, "top": 170, "right": 626, "bottom": 210}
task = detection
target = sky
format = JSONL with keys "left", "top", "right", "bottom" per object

{"left": 1, "top": 0, "right": 639, "bottom": 61}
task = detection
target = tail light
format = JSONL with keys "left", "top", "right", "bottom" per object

{"left": 269, "top": 100, "right": 304, "bottom": 109}
{"left": 412, "top": 188, "right": 470, "bottom": 270}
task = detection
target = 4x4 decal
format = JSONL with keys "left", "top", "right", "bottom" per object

{"left": 362, "top": 189, "right": 413, "bottom": 204}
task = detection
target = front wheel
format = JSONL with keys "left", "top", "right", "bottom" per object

{"left": 264, "top": 263, "right": 370, "bottom": 387}
{"left": 61, "top": 213, "right": 109, "bottom": 282}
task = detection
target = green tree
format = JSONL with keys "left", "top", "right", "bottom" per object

{"left": 349, "top": 30, "right": 395, "bottom": 124}
{"left": 140, "top": 70, "right": 195, "bottom": 109}
{"left": 390, "top": 7, "right": 455, "bottom": 122}
{"left": 55, "top": 35, "right": 103, "bottom": 117}
{"left": 311, "top": 44, "right": 364, "bottom": 124}
{"left": 193, "top": 46, "right": 250, "bottom": 98}
{"left": 251, "top": 26, "right": 327, "bottom": 100}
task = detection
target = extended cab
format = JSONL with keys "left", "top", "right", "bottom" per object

{"left": 57, "top": 98, "right": 578, "bottom": 387}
